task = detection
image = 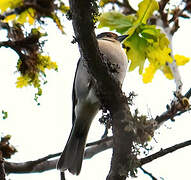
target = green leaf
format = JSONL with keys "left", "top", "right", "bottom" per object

{"left": 140, "top": 24, "right": 160, "bottom": 42}
{"left": 59, "top": 2, "right": 69, "bottom": 13}
{"left": 124, "top": 32, "right": 148, "bottom": 74}
{"left": 2, "top": 110, "right": 8, "bottom": 119}
{"left": 126, "top": 0, "right": 158, "bottom": 37}
{"left": 98, "top": 12, "right": 135, "bottom": 34}
{"left": 136, "top": 0, "right": 159, "bottom": 24}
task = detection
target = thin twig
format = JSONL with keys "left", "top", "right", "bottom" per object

{"left": 60, "top": 172, "right": 65, "bottom": 180}
{"left": 159, "top": 0, "right": 170, "bottom": 12}
{"left": 169, "top": 5, "right": 189, "bottom": 23}
{"left": 155, "top": 87, "right": 191, "bottom": 125}
{"left": 140, "top": 167, "right": 158, "bottom": 180}
{"left": 140, "top": 139, "right": 191, "bottom": 165}
{"left": 185, "top": 88, "right": 191, "bottom": 98}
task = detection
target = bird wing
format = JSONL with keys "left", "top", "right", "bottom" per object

{"left": 72, "top": 59, "right": 81, "bottom": 125}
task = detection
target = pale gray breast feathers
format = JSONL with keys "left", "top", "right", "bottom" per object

{"left": 98, "top": 39, "right": 128, "bottom": 84}
{"left": 74, "top": 39, "right": 128, "bottom": 101}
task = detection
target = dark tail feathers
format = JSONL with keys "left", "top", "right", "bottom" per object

{"left": 57, "top": 130, "right": 87, "bottom": 175}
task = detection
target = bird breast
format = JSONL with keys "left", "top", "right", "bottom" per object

{"left": 98, "top": 39, "right": 128, "bottom": 84}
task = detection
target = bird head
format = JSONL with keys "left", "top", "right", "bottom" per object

{"left": 96, "top": 32, "right": 128, "bottom": 43}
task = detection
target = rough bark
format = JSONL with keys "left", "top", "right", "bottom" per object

{"left": 0, "top": 158, "right": 6, "bottom": 180}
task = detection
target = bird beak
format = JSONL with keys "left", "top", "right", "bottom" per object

{"left": 117, "top": 35, "right": 128, "bottom": 42}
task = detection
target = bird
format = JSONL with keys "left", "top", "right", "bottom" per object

{"left": 57, "top": 32, "right": 128, "bottom": 175}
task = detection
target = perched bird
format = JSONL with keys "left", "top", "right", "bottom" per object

{"left": 57, "top": 32, "right": 128, "bottom": 175}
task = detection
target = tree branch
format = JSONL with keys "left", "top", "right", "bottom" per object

{"left": 86, "top": 136, "right": 112, "bottom": 147}
{"left": 5, "top": 138, "right": 191, "bottom": 175}
{"left": 4, "top": 153, "right": 61, "bottom": 174}
{"left": 122, "top": 0, "right": 137, "bottom": 15}
{"left": 158, "top": 0, "right": 191, "bottom": 34}
{"left": 155, "top": 88, "right": 191, "bottom": 125}
{"left": 4, "top": 137, "right": 113, "bottom": 174}
{"left": 0, "top": 157, "right": 6, "bottom": 180}
{"left": 140, "top": 139, "right": 191, "bottom": 165}
{"left": 85, "top": 137, "right": 113, "bottom": 159}
{"left": 69, "top": 0, "right": 134, "bottom": 179}
{"left": 185, "top": 88, "right": 191, "bottom": 98}
{"left": 159, "top": 0, "right": 170, "bottom": 13}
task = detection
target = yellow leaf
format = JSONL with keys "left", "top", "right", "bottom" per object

{"left": 136, "top": 0, "right": 159, "bottom": 24}
{"left": 99, "top": 0, "right": 109, "bottom": 7}
{"left": 51, "top": 13, "right": 65, "bottom": 34}
{"left": 28, "top": 8, "right": 36, "bottom": 25}
{"left": 16, "top": 10, "right": 28, "bottom": 24}
{"left": 174, "top": 54, "right": 190, "bottom": 66}
{"left": 32, "top": 75, "right": 40, "bottom": 88}
{"left": 37, "top": 54, "right": 58, "bottom": 71}
{"left": 158, "top": 33, "right": 170, "bottom": 49}
{"left": 99, "top": 0, "right": 105, "bottom": 7}
{"left": 142, "top": 63, "right": 157, "bottom": 83}
{"left": 0, "top": 0, "right": 22, "bottom": 13}
{"left": 59, "top": 3, "right": 69, "bottom": 13}
{"left": 3, "top": 14, "right": 16, "bottom": 22}
{"left": 16, "top": 76, "right": 30, "bottom": 88}
{"left": 16, "top": 8, "right": 36, "bottom": 25}
{"left": 147, "top": 46, "right": 172, "bottom": 65}
{"left": 38, "top": 65, "right": 45, "bottom": 72}
{"left": 162, "top": 65, "right": 174, "bottom": 80}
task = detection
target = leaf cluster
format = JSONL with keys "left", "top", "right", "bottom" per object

{"left": 0, "top": 0, "right": 69, "bottom": 33}
{"left": 98, "top": 0, "right": 190, "bottom": 83}
{"left": 0, "top": 0, "right": 66, "bottom": 102}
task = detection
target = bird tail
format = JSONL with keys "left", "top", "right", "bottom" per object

{"left": 57, "top": 125, "right": 88, "bottom": 175}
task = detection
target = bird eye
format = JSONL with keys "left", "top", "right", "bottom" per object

{"left": 106, "top": 34, "right": 112, "bottom": 37}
